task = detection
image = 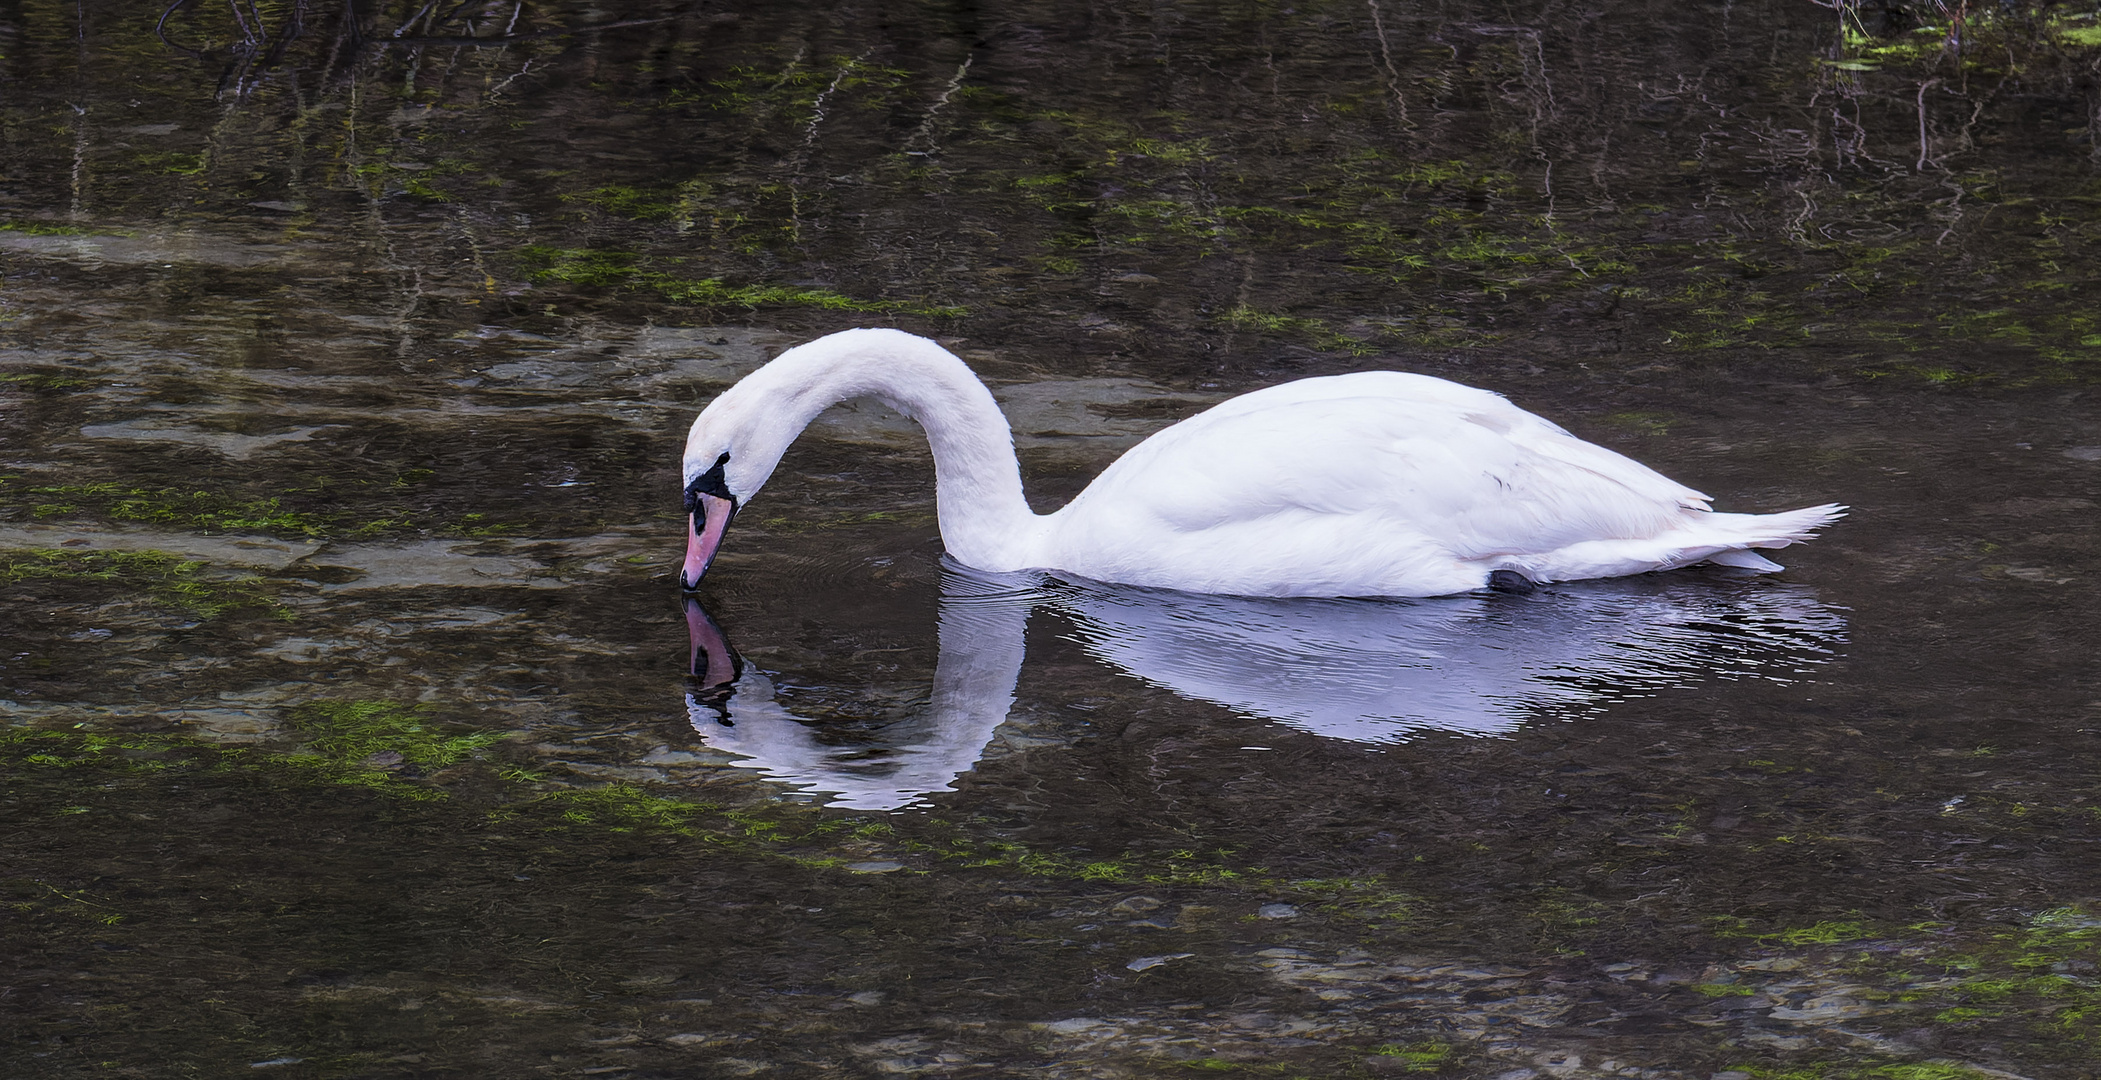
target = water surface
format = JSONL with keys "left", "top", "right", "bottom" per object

{"left": 4, "top": 1, "right": 2101, "bottom": 1077}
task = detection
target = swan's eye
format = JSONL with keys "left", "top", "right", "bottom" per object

{"left": 683, "top": 452, "right": 733, "bottom": 514}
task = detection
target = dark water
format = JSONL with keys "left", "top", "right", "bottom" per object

{"left": 4, "top": 1, "right": 2101, "bottom": 1076}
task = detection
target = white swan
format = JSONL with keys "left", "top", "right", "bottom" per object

{"left": 680, "top": 328, "right": 1843, "bottom": 597}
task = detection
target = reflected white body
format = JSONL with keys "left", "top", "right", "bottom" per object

{"left": 682, "top": 328, "right": 1843, "bottom": 597}
{"left": 681, "top": 566, "right": 1845, "bottom": 809}
{"left": 683, "top": 571, "right": 1030, "bottom": 811}
{"left": 1056, "top": 574, "right": 1843, "bottom": 742}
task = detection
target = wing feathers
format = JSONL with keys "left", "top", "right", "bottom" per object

{"left": 1054, "top": 370, "right": 1833, "bottom": 594}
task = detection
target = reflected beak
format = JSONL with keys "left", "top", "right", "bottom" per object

{"left": 682, "top": 595, "right": 741, "bottom": 724}
{"left": 682, "top": 596, "right": 741, "bottom": 686}
{"left": 680, "top": 492, "right": 736, "bottom": 591}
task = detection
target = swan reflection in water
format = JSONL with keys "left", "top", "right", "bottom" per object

{"left": 682, "top": 565, "right": 1845, "bottom": 810}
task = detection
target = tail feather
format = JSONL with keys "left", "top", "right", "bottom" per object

{"left": 1690, "top": 503, "right": 1845, "bottom": 574}
{"left": 1729, "top": 503, "right": 1848, "bottom": 549}
{"left": 1513, "top": 504, "right": 1844, "bottom": 583}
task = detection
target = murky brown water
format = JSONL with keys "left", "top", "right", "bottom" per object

{"left": 5, "top": 1, "right": 2101, "bottom": 1077}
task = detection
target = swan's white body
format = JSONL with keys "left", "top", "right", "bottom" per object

{"left": 681, "top": 328, "right": 1842, "bottom": 598}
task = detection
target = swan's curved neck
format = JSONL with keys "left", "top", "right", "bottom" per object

{"left": 710, "top": 329, "right": 1043, "bottom": 570}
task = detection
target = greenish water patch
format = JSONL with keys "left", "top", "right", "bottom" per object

{"left": 6, "top": 480, "right": 338, "bottom": 536}
{"left": 1734, "top": 1064, "right": 2008, "bottom": 1080}
{"left": 0, "top": 548, "right": 287, "bottom": 619}
{"left": 0, "top": 371, "right": 94, "bottom": 391}
{"left": 1701, "top": 906, "right": 2101, "bottom": 1064}
{"left": 1833, "top": 3, "right": 2101, "bottom": 73}
{"left": 133, "top": 150, "right": 206, "bottom": 176}
{"left": 287, "top": 701, "right": 511, "bottom": 774}
{"left": 561, "top": 184, "right": 689, "bottom": 221}
{"left": 0, "top": 477, "right": 527, "bottom": 541}
{"left": 1368, "top": 1040, "right": 1456, "bottom": 1072}
{"left": 1709, "top": 916, "right": 1876, "bottom": 946}
{"left": 11, "top": 719, "right": 1421, "bottom": 912}
{"left": 3, "top": 729, "right": 200, "bottom": 777}
{"left": 0, "top": 220, "right": 96, "bottom": 236}
{"left": 515, "top": 245, "right": 965, "bottom": 317}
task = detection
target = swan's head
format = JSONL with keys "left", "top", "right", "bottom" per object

{"left": 678, "top": 446, "right": 740, "bottom": 591}
{"left": 679, "top": 371, "right": 808, "bottom": 590}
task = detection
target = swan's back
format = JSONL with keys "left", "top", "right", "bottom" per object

{"left": 1040, "top": 371, "right": 1812, "bottom": 597}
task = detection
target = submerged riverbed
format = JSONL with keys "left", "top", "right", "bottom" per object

{"left": 4, "top": 1, "right": 2101, "bottom": 1077}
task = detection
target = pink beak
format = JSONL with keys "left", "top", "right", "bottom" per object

{"left": 680, "top": 492, "right": 736, "bottom": 590}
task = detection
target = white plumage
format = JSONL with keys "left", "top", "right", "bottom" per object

{"left": 679, "top": 328, "right": 1842, "bottom": 597}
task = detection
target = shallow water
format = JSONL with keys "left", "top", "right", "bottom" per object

{"left": 4, "top": 1, "right": 2101, "bottom": 1077}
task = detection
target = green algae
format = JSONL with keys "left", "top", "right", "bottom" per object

{"left": 0, "top": 220, "right": 90, "bottom": 235}
{"left": 653, "top": 275, "right": 965, "bottom": 318}
{"left": 7, "top": 705, "right": 2097, "bottom": 1069}
{"left": 2, "top": 719, "right": 1393, "bottom": 901}
{"left": 287, "top": 701, "right": 511, "bottom": 773}
{"left": 514, "top": 245, "right": 964, "bottom": 317}
{"left": 0, "top": 371, "right": 93, "bottom": 390}
{"left": 0, "top": 477, "right": 525, "bottom": 542}
{"left": 562, "top": 185, "right": 684, "bottom": 221}
{"left": 1694, "top": 904, "right": 2101, "bottom": 1059}
{"left": 0, "top": 548, "right": 288, "bottom": 619}
{"left": 1772, "top": 920, "right": 1873, "bottom": 946}
{"left": 1369, "top": 1040, "right": 1455, "bottom": 1071}
{"left": 7, "top": 480, "right": 336, "bottom": 536}
{"left": 3, "top": 729, "right": 198, "bottom": 775}
{"left": 518, "top": 782, "right": 710, "bottom": 833}
{"left": 134, "top": 150, "right": 207, "bottom": 176}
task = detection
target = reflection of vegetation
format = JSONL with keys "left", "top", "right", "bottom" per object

{"left": 17, "top": 0, "right": 2080, "bottom": 397}
{"left": 515, "top": 245, "right": 965, "bottom": 317}
{"left": 133, "top": 150, "right": 206, "bottom": 176}
{"left": 562, "top": 185, "right": 685, "bottom": 220}
{"left": 1823, "top": 1, "right": 2101, "bottom": 72}
{"left": 0, "top": 477, "right": 522, "bottom": 541}
{"left": 82, "top": 0, "right": 2096, "bottom": 386}
{"left": 654, "top": 276, "right": 964, "bottom": 318}
{"left": 0, "top": 220, "right": 94, "bottom": 236}
{"left": 0, "top": 548, "right": 287, "bottom": 619}
{"left": 350, "top": 158, "right": 481, "bottom": 201}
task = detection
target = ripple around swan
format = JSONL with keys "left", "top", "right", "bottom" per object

{"left": 675, "top": 565, "right": 1847, "bottom": 809}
